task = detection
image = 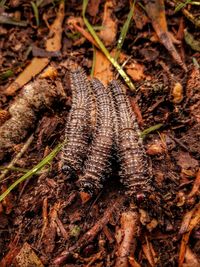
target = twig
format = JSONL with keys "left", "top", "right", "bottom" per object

{"left": 0, "top": 134, "right": 34, "bottom": 182}
{"left": 115, "top": 211, "right": 139, "bottom": 267}
{"left": 53, "top": 196, "right": 124, "bottom": 265}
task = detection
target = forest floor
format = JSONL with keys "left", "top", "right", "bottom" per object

{"left": 0, "top": 0, "right": 200, "bottom": 266}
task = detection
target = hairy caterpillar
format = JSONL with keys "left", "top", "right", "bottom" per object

{"left": 109, "top": 80, "right": 152, "bottom": 199}
{"left": 77, "top": 79, "right": 114, "bottom": 200}
{"left": 61, "top": 67, "right": 92, "bottom": 177}
{"left": 0, "top": 79, "right": 66, "bottom": 161}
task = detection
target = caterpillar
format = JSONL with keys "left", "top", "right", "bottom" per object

{"left": 77, "top": 78, "right": 114, "bottom": 201}
{"left": 0, "top": 78, "right": 66, "bottom": 161}
{"left": 61, "top": 67, "right": 92, "bottom": 177}
{"left": 109, "top": 80, "right": 152, "bottom": 199}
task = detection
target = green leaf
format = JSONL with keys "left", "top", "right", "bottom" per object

{"left": 140, "top": 123, "right": 163, "bottom": 138}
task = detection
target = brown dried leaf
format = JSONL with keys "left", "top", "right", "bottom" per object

{"left": 87, "top": 0, "right": 101, "bottom": 17}
{"left": 125, "top": 62, "right": 146, "bottom": 81}
{"left": 179, "top": 204, "right": 200, "bottom": 267}
{"left": 145, "top": 0, "right": 187, "bottom": 71}
{"left": 98, "top": 0, "right": 117, "bottom": 46}
{"left": 142, "top": 236, "right": 157, "bottom": 267}
{"left": 15, "top": 242, "right": 44, "bottom": 267}
{"left": 40, "top": 66, "right": 58, "bottom": 79}
{"left": 5, "top": 1, "right": 65, "bottom": 95}
{"left": 183, "top": 246, "right": 200, "bottom": 267}
{"left": 188, "top": 169, "right": 200, "bottom": 200}
{"left": 133, "top": 4, "right": 149, "bottom": 30}
{"left": 176, "top": 152, "right": 199, "bottom": 170}
{"left": 93, "top": 49, "right": 114, "bottom": 86}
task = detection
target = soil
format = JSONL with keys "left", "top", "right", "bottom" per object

{"left": 0, "top": 0, "right": 200, "bottom": 266}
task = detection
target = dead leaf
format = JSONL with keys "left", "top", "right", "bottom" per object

{"left": 5, "top": 1, "right": 65, "bottom": 95}
{"left": 15, "top": 242, "right": 44, "bottom": 267}
{"left": 146, "top": 139, "right": 166, "bottom": 155}
{"left": 188, "top": 169, "right": 200, "bottom": 200}
{"left": 125, "top": 61, "right": 145, "bottom": 81}
{"left": 40, "top": 66, "right": 58, "bottom": 79}
{"left": 142, "top": 236, "right": 157, "bottom": 267}
{"left": 129, "top": 256, "right": 141, "bottom": 267}
{"left": 98, "top": 0, "right": 117, "bottom": 46}
{"left": 145, "top": 0, "right": 187, "bottom": 71}
{"left": 183, "top": 246, "right": 200, "bottom": 267}
{"left": 179, "top": 204, "right": 200, "bottom": 267}
{"left": 133, "top": 4, "right": 149, "bottom": 30}
{"left": 93, "top": 48, "right": 114, "bottom": 86}
{"left": 176, "top": 152, "right": 199, "bottom": 170}
{"left": 67, "top": 17, "right": 98, "bottom": 47}
{"left": 87, "top": 0, "right": 101, "bottom": 17}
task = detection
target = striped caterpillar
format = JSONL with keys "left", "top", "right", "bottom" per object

{"left": 77, "top": 79, "right": 114, "bottom": 201}
{"left": 0, "top": 79, "right": 66, "bottom": 161}
{"left": 61, "top": 67, "right": 92, "bottom": 177}
{"left": 109, "top": 80, "right": 152, "bottom": 199}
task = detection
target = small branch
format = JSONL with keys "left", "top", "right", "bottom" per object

{"left": 115, "top": 211, "right": 139, "bottom": 267}
{"left": 53, "top": 197, "right": 124, "bottom": 265}
{"left": 0, "top": 134, "right": 34, "bottom": 181}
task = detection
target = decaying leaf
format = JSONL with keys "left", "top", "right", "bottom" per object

{"left": 184, "top": 29, "right": 200, "bottom": 52}
{"left": 145, "top": 0, "right": 187, "bottom": 71}
{"left": 98, "top": 0, "right": 117, "bottom": 46}
{"left": 5, "top": 1, "right": 65, "bottom": 95}
{"left": 179, "top": 204, "right": 200, "bottom": 267}
{"left": 15, "top": 242, "right": 44, "bottom": 267}
{"left": 125, "top": 61, "right": 146, "bottom": 81}
{"left": 93, "top": 49, "right": 114, "bottom": 85}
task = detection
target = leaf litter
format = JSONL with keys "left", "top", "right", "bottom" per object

{"left": 0, "top": 0, "right": 200, "bottom": 266}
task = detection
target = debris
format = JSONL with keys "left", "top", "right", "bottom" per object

{"left": 5, "top": 0, "right": 65, "bottom": 95}
{"left": 184, "top": 29, "right": 200, "bottom": 52}
{"left": 145, "top": 0, "right": 187, "bottom": 71}
{"left": 53, "top": 197, "right": 124, "bottom": 265}
{"left": 15, "top": 242, "right": 44, "bottom": 267}
{"left": 179, "top": 204, "right": 200, "bottom": 267}
{"left": 115, "top": 211, "right": 139, "bottom": 267}
{"left": 171, "top": 82, "right": 184, "bottom": 104}
{"left": 99, "top": 0, "right": 117, "bottom": 46}
{"left": 0, "top": 78, "right": 65, "bottom": 160}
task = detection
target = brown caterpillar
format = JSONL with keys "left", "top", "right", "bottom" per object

{"left": 77, "top": 79, "right": 114, "bottom": 199}
{"left": 61, "top": 67, "right": 92, "bottom": 177}
{"left": 0, "top": 79, "right": 66, "bottom": 161}
{"left": 109, "top": 80, "right": 152, "bottom": 199}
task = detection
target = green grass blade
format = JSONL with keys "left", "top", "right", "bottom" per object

{"left": 82, "top": 0, "right": 135, "bottom": 91}
{"left": 31, "top": 1, "right": 40, "bottom": 27}
{"left": 0, "top": 143, "right": 62, "bottom": 202}
{"left": 175, "top": 0, "right": 192, "bottom": 13}
{"left": 115, "top": 0, "right": 136, "bottom": 61}
{"left": 140, "top": 123, "right": 163, "bottom": 138}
